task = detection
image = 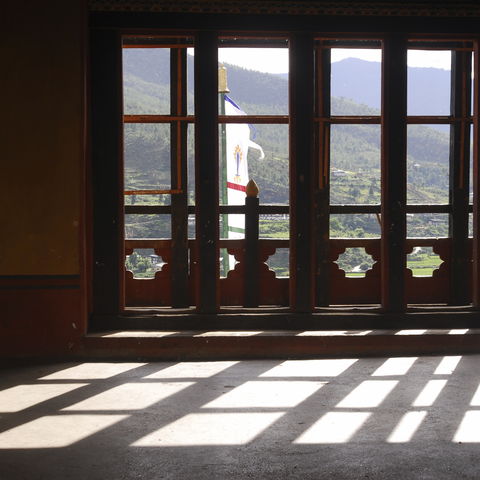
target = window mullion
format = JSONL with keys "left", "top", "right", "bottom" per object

{"left": 289, "top": 32, "right": 315, "bottom": 312}
{"left": 170, "top": 46, "right": 190, "bottom": 308}
{"left": 473, "top": 40, "right": 480, "bottom": 307}
{"left": 194, "top": 31, "right": 219, "bottom": 312}
{"left": 315, "top": 43, "right": 331, "bottom": 307}
{"left": 381, "top": 35, "right": 408, "bottom": 312}
{"left": 449, "top": 49, "right": 472, "bottom": 305}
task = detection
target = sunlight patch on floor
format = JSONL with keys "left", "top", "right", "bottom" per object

{"left": 260, "top": 359, "right": 358, "bottom": 377}
{"left": 469, "top": 383, "right": 480, "bottom": 406}
{"left": 372, "top": 357, "right": 417, "bottom": 376}
{"left": 296, "top": 331, "right": 372, "bottom": 336}
{"left": 448, "top": 329, "right": 469, "bottom": 335}
{"left": 97, "top": 331, "right": 181, "bottom": 338}
{"left": 294, "top": 412, "right": 371, "bottom": 444}
{"left": 0, "top": 415, "right": 128, "bottom": 449}
{"left": 39, "top": 363, "right": 147, "bottom": 380}
{"left": 0, "top": 384, "right": 88, "bottom": 413}
{"left": 336, "top": 380, "right": 398, "bottom": 408}
{"left": 387, "top": 411, "right": 427, "bottom": 443}
{"left": 144, "top": 361, "right": 238, "bottom": 379}
{"left": 453, "top": 411, "right": 480, "bottom": 442}
{"left": 132, "top": 412, "right": 285, "bottom": 446}
{"left": 395, "top": 330, "right": 427, "bottom": 335}
{"left": 434, "top": 356, "right": 462, "bottom": 375}
{"left": 412, "top": 380, "right": 447, "bottom": 407}
{"left": 203, "top": 381, "right": 326, "bottom": 408}
{"left": 194, "top": 331, "right": 260, "bottom": 337}
{"left": 62, "top": 383, "right": 193, "bottom": 411}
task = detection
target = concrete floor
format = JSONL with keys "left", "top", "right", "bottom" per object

{"left": 0, "top": 355, "right": 479, "bottom": 479}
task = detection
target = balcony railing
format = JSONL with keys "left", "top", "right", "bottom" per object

{"left": 125, "top": 184, "right": 472, "bottom": 309}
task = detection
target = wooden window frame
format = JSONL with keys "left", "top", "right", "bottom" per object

{"left": 89, "top": 17, "right": 480, "bottom": 331}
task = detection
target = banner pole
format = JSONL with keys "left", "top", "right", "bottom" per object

{"left": 219, "top": 66, "right": 230, "bottom": 276}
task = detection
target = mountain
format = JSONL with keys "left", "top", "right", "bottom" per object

{"left": 331, "top": 57, "right": 452, "bottom": 117}
{"left": 275, "top": 57, "right": 453, "bottom": 118}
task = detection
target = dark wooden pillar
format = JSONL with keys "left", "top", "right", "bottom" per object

{"left": 449, "top": 50, "right": 472, "bottom": 305}
{"left": 171, "top": 47, "right": 190, "bottom": 307}
{"left": 473, "top": 40, "right": 480, "bottom": 307}
{"left": 194, "top": 32, "right": 219, "bottom": 312}
{"left": 289, "top": 33, "right": 315, "bottom": 312}
{"left": 90, "top": 29, "right": 124, "bottom": 318}
{"left": 381, "top": 36, "right": 407, "bottom": 312}
{"left": 315, "top": 44, "right": 331, "bottom": 307}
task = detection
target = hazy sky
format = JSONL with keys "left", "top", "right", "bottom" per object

{"left": 217, "top": 47, "right": 452, "bottom": 73}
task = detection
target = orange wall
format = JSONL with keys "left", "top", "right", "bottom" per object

{"left": 2, "top": 0, "right": 85, "bottom": 276}
{"left": 1, "top": 1, "right": 87, "bottom": 358}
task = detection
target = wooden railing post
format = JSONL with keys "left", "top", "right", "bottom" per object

{"left": 244, "top": 180, "right": 260, "bottom": 307}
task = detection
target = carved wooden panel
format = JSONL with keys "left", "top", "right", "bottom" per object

{"left": 329, "top": 239, "right": 381, "bottom": 305}
{"left": 405, "top": 238, "right": 472, "bottom": 305}
{"left": 125, "top": 247, "right": 172, "bottom": 306}
{"left": 405, "top": 240, "right": 449, "bottom": 304}
{"left": 220, "top": 244, "right": 289, "bottom": 306}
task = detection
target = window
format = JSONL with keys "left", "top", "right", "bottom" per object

{"left": 122, "top": 36, "right": 194, "bottom": 308}
{"left": 90, "top": 26, "right": 479, "bottom": 324}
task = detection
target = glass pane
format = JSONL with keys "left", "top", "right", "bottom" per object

{"left": 331, "top": 48, "right": 382, "bottom": 115}
{"left": 259, "top": 214, "right": 289, "bottom": 239}
{"left": 219, "top": 123, "right": 289, "bottom": 205}
{"left": 126, "top": 248, "right": 164, "bottom": 279}
{"left": 471, "top": 52, "right": 475, "bottom": 117}
{"left": 470, "top": 124, "right": 473, "bottom": 205}
{"left": 335, "top": 248, "right": 376, "bottom": 278}
{"left": 407, "top": 246, "right": 443, "bottom": 278}
{"left": 407, "top": 125, "right": 450, "bottom": 204}
{"left": 123, "top": 48, "right": 170, "bottom": 115}
{"left": 330, "top": 125, "right": 381, "bottom": 205}
{"left": 125, "top": 214, "right": 171, "bottom": 239}
{"left": 407, "top": 213, "right": 449, "bottom": 238}
{"left": 266, "top": 248, "right": 289, "bottom": 277}
{"left": 124, "top": 194, "right": 171, "bottom": 206}
{"left": 218, "top": 47, "right": 288, "bottom": 115}
{"left": 330, "top": 214, "right": 381, "bottom": 238}
{"left": 407, "top": 50, "right": 451, "bottom": 116}
{"left": 220, "top": 214, "right": 244, "bottom": 240}
{"left": 187, "top": 48, "right": 195, "bottom": 115}
{"left": 188, "top": 124, "right": 195, "bottom": 206}
{"left": 469, "top": 213, "right": 473, "bottom": 238}
{"left": 219, "top": 247, "right": 235, "bottom": 278}
{"left": 124, "top": 123, "right": 171, "bottom": 192}
{"left": 188, "top": 214, "right": 195, "bottom": 239}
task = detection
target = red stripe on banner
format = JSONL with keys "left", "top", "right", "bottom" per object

{"left": 227, "top": 182, "right": 246, "bottom": 192}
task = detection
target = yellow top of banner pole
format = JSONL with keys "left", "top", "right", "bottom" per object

{"left": 218, "top": 65, "right": 230, "bottom": 94}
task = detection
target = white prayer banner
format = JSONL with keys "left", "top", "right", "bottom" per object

{"left": 224, "top": 95, "right": 264, "bottom": 239}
